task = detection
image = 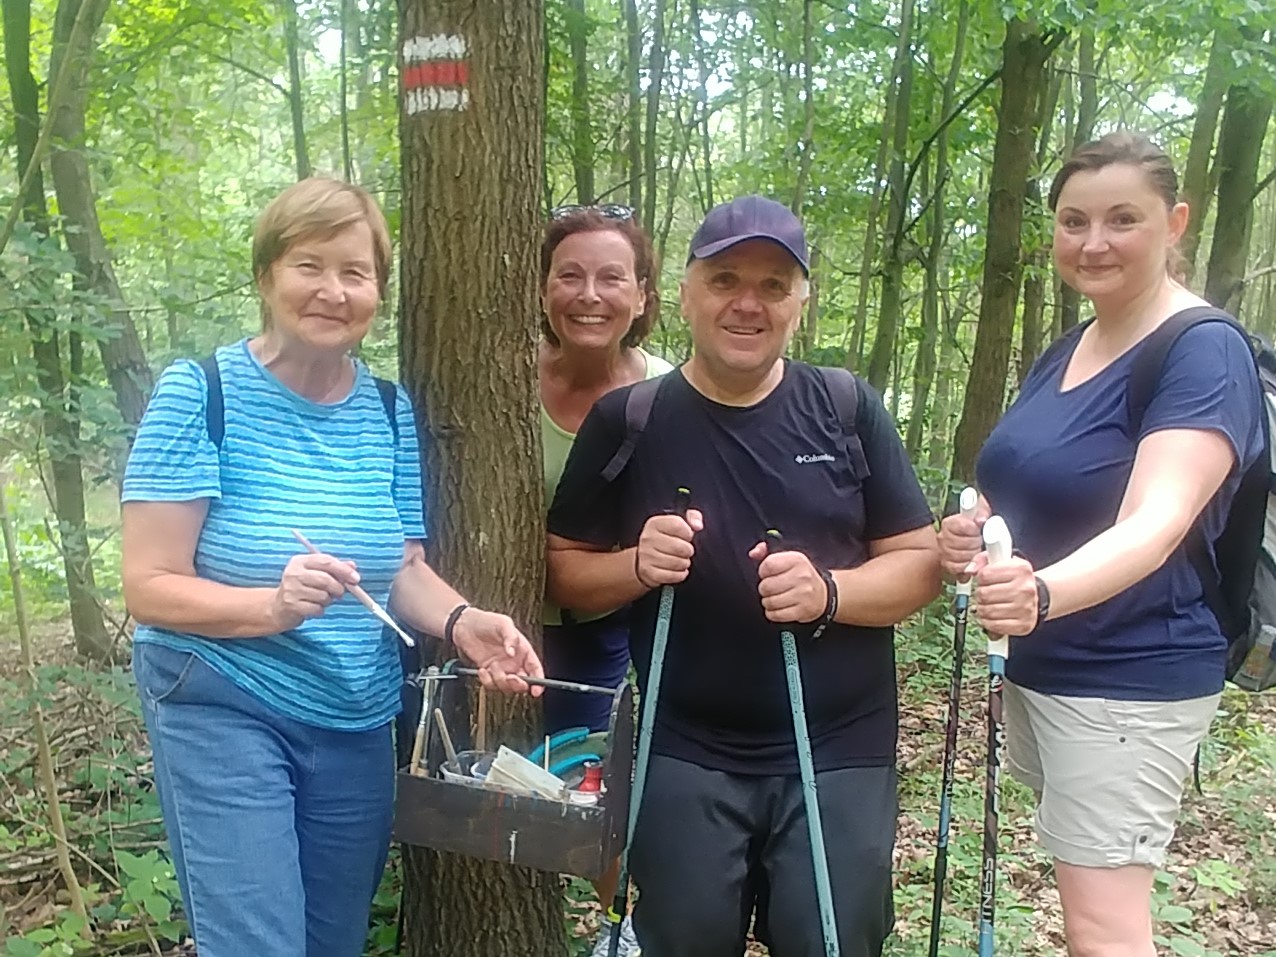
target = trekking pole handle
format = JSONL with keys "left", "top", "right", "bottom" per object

{"left": 672, "top": 486, "right": 692, "bottom": 518}
{"left": 956, "top": 487, "right": 979, "bottom": 598}
{"left": 982, "top": 516, "right": 1013, "bottom": 658}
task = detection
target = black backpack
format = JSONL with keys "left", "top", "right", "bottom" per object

{"left": 197, "top": 354, "right": 400, "bottom": 449}
{"left": 1122, "top": 308, "right": 1276, "bottom": 691}
{"left": 598, "top": 364, "right": 862, "bottom": 482}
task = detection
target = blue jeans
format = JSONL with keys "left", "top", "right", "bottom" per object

{"left": 133, "top": 642, "right": 394, "bottom": 957}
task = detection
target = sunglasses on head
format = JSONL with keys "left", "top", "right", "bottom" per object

{"left": 549, "top": 203, "right": 635, "bottom": 222}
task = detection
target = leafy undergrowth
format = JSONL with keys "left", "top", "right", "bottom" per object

{"left": 3, "top": 611, "right": 1274, "bottom": 956}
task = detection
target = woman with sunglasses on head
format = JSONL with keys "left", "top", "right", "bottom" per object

{"left": 539, "top": 204, "right": 671, "bottom": 956}
{"left": 938, "top": 132, "right": 1263, "bottom": 955}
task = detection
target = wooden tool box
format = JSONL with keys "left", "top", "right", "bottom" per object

{"left": 393, "top": 673, "right": 634, "bottom": 879}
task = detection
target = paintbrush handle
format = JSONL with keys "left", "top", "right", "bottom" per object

{"left": 290, "top": 529, "right": 415, "bottom": 647}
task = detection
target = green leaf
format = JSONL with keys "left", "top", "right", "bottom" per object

{"left": 1157, "top": 904, "right": 1195, "bottom": 925}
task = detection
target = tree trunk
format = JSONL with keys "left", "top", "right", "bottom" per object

{"left": 906, "top": 0, "right": 967, "bottom": 460}
{"left": 1204, "top": 66, "right": 1273, "bottom": 315}
{"left": 281, "top": 0, "right": 312, "bottom": 179}
{"left": 950, "top": 18, "right": 1053, "bottom": 485}
{"left": 1058, "top": 28, "right": 1097, "bottom": 333}
{"left": 566, "top": 0, "right": 593, "bottom": 203}
{"left": 397, "top": 2, "right": 561, "bottom": 953}
{"left": 622, "top": 0, "right": 642, "bottom": 214}
{"left": 1181, "top": 30, "right": 1233, "bottom": 278}
{"left": 790, "top": 0, "right": 816, "bottom": 216}
{"left": 6, "top": 0, "right": 110, "bottom": 660}
{"left": 641, "top": 0, "right": 667, "bottom": 229}
{"left": 796, "top": 243, "right": 820, "bottom": 360}
{"left": 688, "top": 0, "right": 715, "bottom": 210}
{"left": 339, "top": 0, "right": 353, "bottom": 180}
{"left": 48, "top": 0, "right": 153, "bottom": 436}
{"left": 847, "top": 0, "right": 908, "bottom": 372}
{"left": 865, "top": 0, "right": 917, "bottom": 392}
{"left": 1019, "top": 66, "right": 1060, "bottom": 382}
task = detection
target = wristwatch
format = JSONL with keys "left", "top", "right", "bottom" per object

{"left": 1033, "top": 576, "right": 1051, "bottom": 631}
{"left": 811, "top": 567, "right": 839, "bottom": 640}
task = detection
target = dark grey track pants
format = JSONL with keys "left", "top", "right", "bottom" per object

{"left": 629, "top": 754, "right": 897, "bottom": 957}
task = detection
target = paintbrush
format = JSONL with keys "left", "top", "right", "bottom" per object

{"left": 290, "top": 529, "right": 415, "bottom": 648}
{"left": 434, "top": 707, "right": 459, "bottom": 768}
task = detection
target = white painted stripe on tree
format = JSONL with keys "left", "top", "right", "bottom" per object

{"left": 405, "top": 88, "right": 470, "bottom": 114}
{"left": 403, "top": 34, "right": 467, "bottom": 62}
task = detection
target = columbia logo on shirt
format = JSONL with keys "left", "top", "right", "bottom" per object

{"left": 795, "top": 453, "right": 836, "bottom": 464}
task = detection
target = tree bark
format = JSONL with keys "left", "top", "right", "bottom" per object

{"left": 5, "top": 0, "right": 110, "bottom": 660}
{"left": 48, "top": 0, "right": 153, "bottom": 436}
{"left": 397, "top": 2, "right": 561, "bottom": 953}
{"left": 950, "top": 18, "right": 1053, "bottom": 485}
{"left": 865, "top": 0, "right": 917, "bottom": 392}
{"left": 281, "top": 0, "right": 312, "bottom": 179}
{"left": 1181, "top": 30, "right": 1233, "bottom": 278}
{"left": 566, "top": 0, "right": 594, "bottom": 203}
{"left": 1204, "top": 65, "right": 1273, "bottom": 315}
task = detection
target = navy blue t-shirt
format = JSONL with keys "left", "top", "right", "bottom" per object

{"left": 548, "top": 362, "right": 934, "bottom": 774}
{"left": 977, "top": 320, "right": 1264, "bottom": 701}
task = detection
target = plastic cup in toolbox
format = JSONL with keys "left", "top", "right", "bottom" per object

{"left": 438, "top": 750, "right": 496, "bottom": 788}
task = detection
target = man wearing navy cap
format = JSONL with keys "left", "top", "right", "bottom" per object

{"left": 547, "top": 195, "right": 939, "bottom": 956}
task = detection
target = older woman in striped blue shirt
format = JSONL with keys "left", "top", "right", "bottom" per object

{"left": 121, "top": 177, "right": 544, "bottom": 957}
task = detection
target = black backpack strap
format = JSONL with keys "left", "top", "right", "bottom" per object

{"left": 1126, "top": 306, "right": 1239, "bottom": 433}
{"left": 601, "top": 376, "right": 666, "bottom": 483}
{"left": 200, "top": 356, "right": 399, "bottom": 450}
{"left": 375, "top": 377, "right": 400, "bottom": 446}
{"left": 816, "top": 366, "right": 861, "bottom": 438}
{"left": 1126, "top": 306, "right": 1259, "bottom": 642}
{"left": 199, "top": 354, "right": 224, "bottom": 450}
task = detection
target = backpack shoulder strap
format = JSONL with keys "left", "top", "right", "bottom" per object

{"left": 1127, "top": 306, "right": 1241, "bottom": 432}
{"left": 199, "top": 354, "right": 225, "bottom": 450}
{"left": 374, "top": 377, "right": 400, "bottom": 446}
{"left": 1125, "top": 307, "right": 1258, "bottom": 641}
{"left": 816, "top": 366, "right": 861, "bottom": 437}
{"left": 601, "top": 375, "right": 666, "bottom": 483}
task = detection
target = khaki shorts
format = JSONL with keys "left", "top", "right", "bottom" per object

{"left": 1004, "top": 680, "right": 1220, "bottom": 868}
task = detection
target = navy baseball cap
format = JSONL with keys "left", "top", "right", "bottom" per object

{"left": 686, "top": 195, "right": 809, "bottom": 276}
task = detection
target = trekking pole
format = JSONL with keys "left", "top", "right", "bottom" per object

{"left": 606, "top": 487, "right": 692, "bottom": 957}
{"left": 766, "top": 529, "right": 840, "bottom": 957}
{"left": 928, "top": 486, "right": 979, "bottom": 957}
{"left": 978, "top": 516, "right": 1013, "bottom": 957}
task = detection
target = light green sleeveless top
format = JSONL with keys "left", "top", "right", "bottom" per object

{"left": 542, "top": 347, "right": 673, "bottom": 626}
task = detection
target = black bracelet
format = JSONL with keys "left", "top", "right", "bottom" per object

{"left": 443, "top": 602, "right": 470, "bottom": 646}
{"left": 811, "top": 567, "right": 838, "bottom": 640}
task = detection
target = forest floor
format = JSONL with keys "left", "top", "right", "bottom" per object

{"left": 2, "top": 612, "right": 1274, "bottom": 957}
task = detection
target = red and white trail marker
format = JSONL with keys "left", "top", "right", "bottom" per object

{"left": 402, "top": 34, "right": 470, "bottom": 114}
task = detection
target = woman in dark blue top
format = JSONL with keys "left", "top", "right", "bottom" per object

{"left": 938, "top": 132, "right": 1263, "bottom": 955}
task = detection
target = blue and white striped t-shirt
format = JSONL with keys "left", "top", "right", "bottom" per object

{"left": 122, "top": 339, "right": 426, "bottom": 731}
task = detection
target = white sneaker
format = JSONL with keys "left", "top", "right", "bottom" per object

{"left": 590, "top": 915, "right": 641, "bottom": 957}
